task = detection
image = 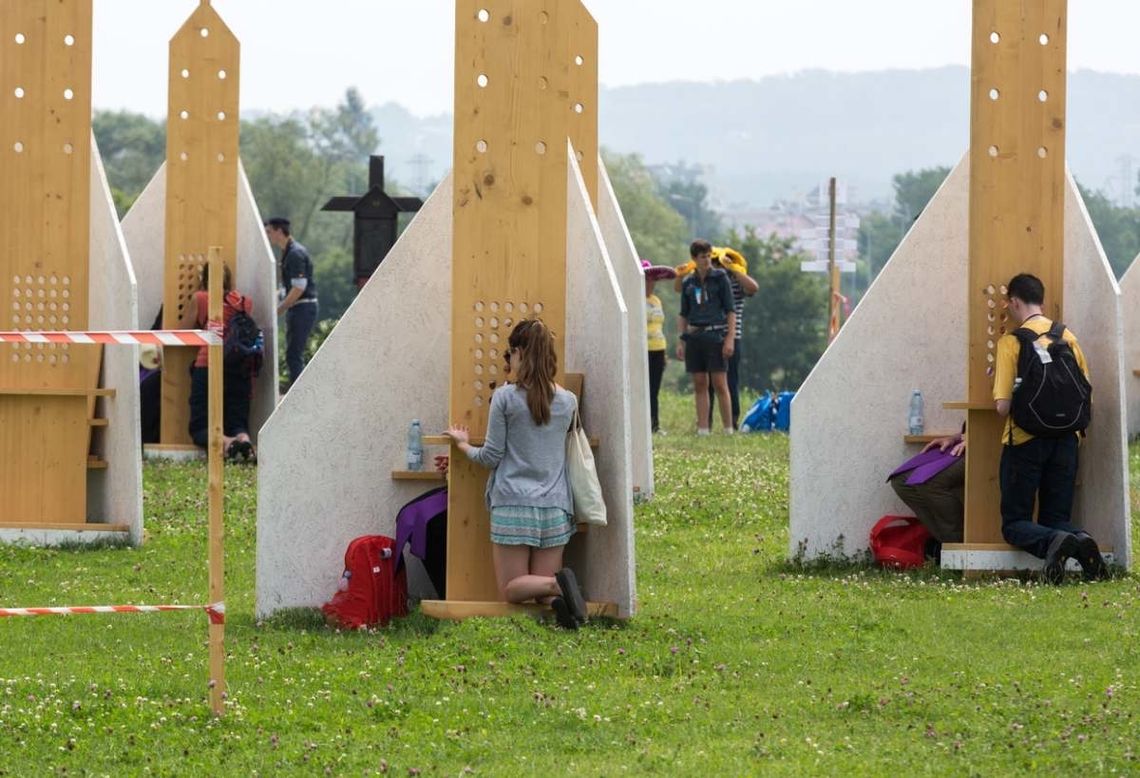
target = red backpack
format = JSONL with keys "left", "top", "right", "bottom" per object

{"left": 322, "top": 535, "right": 408, "bottom": 629}
{"left": 869, "top": 515, "right": 931, "bottom": 569}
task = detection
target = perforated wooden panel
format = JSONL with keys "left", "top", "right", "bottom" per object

{"left": 567, "top": 3, "right": 598, "bottom": 208}
{"left": 160, "top": 0, "right": 240, "bottom": 445}
{"left": 965, "top": 1, "right": 1067, "bottom": 543}
{"left": 0, "top": 0, "right": 95, "bottom": 523}
{"left": 448, "top": 0, "right": 597, "bottom": 601}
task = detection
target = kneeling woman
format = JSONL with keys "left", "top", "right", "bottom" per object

{"left": 445, "top": 319, "right": 588, "bottom": 629}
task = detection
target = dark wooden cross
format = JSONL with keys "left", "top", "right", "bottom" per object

{"left": 322, "top": 155, "right": 424, "bottom": 288}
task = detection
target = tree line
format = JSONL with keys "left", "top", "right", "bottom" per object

{"left": 94, "top": 89, "right": 1140, "bottom": 393}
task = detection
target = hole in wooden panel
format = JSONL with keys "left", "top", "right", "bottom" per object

{"left": 474, "top": 380, "right": 484, "bottom": 391}
{"left": 575, "top": 55, "right": 584, "bottom": 66}
{"left": 200, "top": 27, "right": 210, "bottom": 38}
{"left": 217, "top": 111, "right": 226, "bottom": 121}
{"left": 61, "top": 276, "right": 69, "bottom": 286}
{"left": 489, "top": 317, "right": 499, "bottom": 329}
{"left": 14, "top": 87, "right": 25, "bottom": 99}
{"left": 475, "top": 139, "right": 488, "bottom": 153}
{"left": 476, "top": 8, "right": 490, "bottom": 22}
{"left": 1037, "top": 146, "right": 1048, "bottom": 159}
{"left": 61, "top": 353, "right": 69, "bottom": 364}
{"left": 180, "top": 110, "right": 189, "bottom": 120}
{"left": 984, "top": 284, "right": 995, "bottom": 295}
{"left": 988, "top": 88, "right": 999, "bottom": 101}
{"left": 218, "top": 70, "right": 227, "bottom": 80}
{"left": 181, "top": 68, "right": 190, "bottom": 78}
{"left": 14, "top": 141, "right": 24, "bottom": 153}
{"left": 489, "top": 332, "right": 499, "bottom": 344}
{"left": 217, "top": 153, "right": 225, "bottom": 162}
{"left": 489, "top": 301, "right": 500, "bottom": 312}
{"left": 48, "top": 354, "right": 56, "bottom": 364}
{"left": 474, "top": 395, "right": 484, "bottom": 407}
{"left": 22, "top": 354, "right": 30, "bottom": 363}
{"left": 519, "top": 302, "right": 529, "bottom": 313}
{"left": 535, "top": 141, "right": 547, "bottom": 155}
{"left": 64, "top": 34, "right": 75, "bottom": 46}
{"left": 987, "top": 326, "right": 995, "bottom": 336}
{"left": 999, "top": 284, "right": 1008, "bottom": 295}
{"left": 474, "top": 364, "right": 483, "bottom": 375}
{"left": 63, "top": 88, "right": 74, "bottom": 100}
{"left": 489, "top": 348, "right": 499, "bottom": 360}
{"left": 474, "top": 301, "right": 484, "bottom": 312}
{"left": 63, "top": 143, "right": 73, "bottom": 154}
{"left": 576, "top": 150, "right": 584, "bottom": 162}
{"left": 1038, "top": 90, "right": 1048, "bottom": 102}
{"left": 533, "top": 302, "right": 544, "bottom": 314}
{"left": 538, "top": 11, "right": 549, "bottom": 23}
{"left": 987, "top": 145, "right": 999, "bottom": 158}
{"left": 989, "top": 31, "right": 1000, "bottom": 44}
{"left": 488, "top": 364, "right": 498, "bottom": 376}
{"left": 986, "top": 353, "right": 995, "bottom": 363}
{"left": 9, "top": 354, "right": 17, "bottom": 362}
{"left": 15, "top": 33, "right": 26, "bottom": 44}
{"left": 986, "top": 340, "right": 995, "bottom": 350}
{"left": 475, "top": 316, "right": 484, "bottom": 328}
{"left": 1039, "top": 33, "right": 1049, "bottom": 45}
{"left": 476, "top": 74, "right": 489, "bottom": 88}
{"left": 504, "top": 302, "right": 514, "bottom": 313}
{"left": 180, "top": 152, "right": 189, "bottom": 161}
{"left": 538, "top": 76, "right": 548, "bottom": 90}
{"left": 987, "top": 298, "right": 996, "bottom": 309}
{"left": 573, "top": 103, "right": 584, "bottom": 114}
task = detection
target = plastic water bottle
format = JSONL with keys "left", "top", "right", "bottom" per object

{"left": 406, "top": 419, "right": 424, "bottom": 471}
{"left": 907, "top": 390, "right": 925, "bottom": 436}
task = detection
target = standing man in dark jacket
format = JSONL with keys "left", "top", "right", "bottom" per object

{"left": 676, "top": 239, "right": 736, "bottom": 435}
{"left": 265, "top": 217, "right": 318, "bottom": 390}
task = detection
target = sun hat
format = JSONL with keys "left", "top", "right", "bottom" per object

{"left": 640, "top": 259, "right": 677, "bottom": 281}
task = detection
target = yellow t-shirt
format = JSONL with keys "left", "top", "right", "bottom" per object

{"left": 992, "top": 315, "right": 1090, "bottom": 445}
{"left": 646, "top": 293, "right": 666, "bottom": 351}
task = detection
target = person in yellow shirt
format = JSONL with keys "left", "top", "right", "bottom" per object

{"left": 993, "top": 273, "right": 1107, "bottom": 583}
{"left": 642, "top": 260, "right": 676, "bottom": 434}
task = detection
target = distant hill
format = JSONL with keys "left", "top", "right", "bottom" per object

{"left": 370, "top": 67, "right": 1140, "bottom": 207}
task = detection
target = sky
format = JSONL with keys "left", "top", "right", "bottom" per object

{"left": 91, "top": 0, "right": 1140, "bottom": 118}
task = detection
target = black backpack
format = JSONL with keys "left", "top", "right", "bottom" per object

{"left": 222, "top": 294, "right": 264, "bottom": 377}
{"left": 1009, "top": 321, "right": 1091, "bottom": 440}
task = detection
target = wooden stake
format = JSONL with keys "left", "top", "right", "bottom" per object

{"left": 827, "top": 177, "right": 841, "bottom": 342}
{"left": 206, "top": 246, "right": 225, "bottom": 716}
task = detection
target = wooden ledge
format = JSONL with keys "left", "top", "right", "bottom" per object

{"left": 89, "top": 418, "right": 108, "bottom": 427}
{"left": 944, "top": 542, "right": 1113, "bottom": 553}
{"left": 420, "top": 599, "right": 619, "bottom": 621}
{"left": 0, "top": 522, "right": 129, "bottom": 532}
{"left": 422, "top": 434, "right": 600, "bottom": 447}
{"left": 903, "top": 433, "right": 957, "bottom": 444}
{"left": 391, "top": 470, "right": 446, "bottom": 481}
{"left": 87, "top": 456, "right": 107, "bottom": 469}
{"left": 0, "top": 387, "right": 115, "bottom": 397}
{"left": 943, "top": 402, "right": 995, "bottom": 410}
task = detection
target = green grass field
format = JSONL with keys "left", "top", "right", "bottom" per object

{"left": 1, "top": 391, "right": 1138, "bottom": 776}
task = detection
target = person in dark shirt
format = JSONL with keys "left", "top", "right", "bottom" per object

{"left": 675, "top": 239, "right": 736, "bottom": 435}
{"left": 265, "top": 217, "right": 318, "bottom": 390}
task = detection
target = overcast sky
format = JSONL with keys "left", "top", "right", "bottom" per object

{"left": 91, "top": 1, "right": 1140, "bottom": 117}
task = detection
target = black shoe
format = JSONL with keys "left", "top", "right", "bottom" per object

{"left": 555, "top": 568, "right": 588, "bottom": 625}
{"left": 1042, "top": 532, "right": 1079, "bottom": 584}
{"left": 550, "top": 597, "right": 579, "bottom": 630}
{"left": 1074, "top": 533, "right": 1109, "bottom": 581}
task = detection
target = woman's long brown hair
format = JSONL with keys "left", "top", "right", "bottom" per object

{"left": 508, "top": 318, "right": 557, "bottom": 425}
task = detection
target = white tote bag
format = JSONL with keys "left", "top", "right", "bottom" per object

{"left": 566, "top": 409, "right": 607, "bottom": 526}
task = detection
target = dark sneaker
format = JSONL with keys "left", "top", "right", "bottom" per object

{"left": 1042, "top": 532, "right": 1079, "bottom": 585}
{"left": 550, "top": 597, "right": 579, "bottom": 630}
{"left": 555, "top": 568, "right": 588, "bottom": 625}
{"left": 1074, "top": 533, "right": 1109, "bottom": 581}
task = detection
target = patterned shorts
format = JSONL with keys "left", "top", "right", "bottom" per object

{"left": 490, "top": 505, "right": 575, "bottom": 548}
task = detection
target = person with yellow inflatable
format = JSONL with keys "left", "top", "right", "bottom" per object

{"left": 674, "top": 244, "right": 758, "bottom": 428}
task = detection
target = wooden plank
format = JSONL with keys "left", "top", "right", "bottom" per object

{"left": 391, "top": 470, "right": 447, "bottom": 482}
{"left": 160, "top": 1, "right": 240, "bottom": 446}
{"left": 903, "top": 434, "right": 958, "bottom": 444}
{"left": 88, "top": 418, "right": 108, "bottom": 427}
{"left": 0, "top": 522, "right": 128, "bottom": 532}
{"left": 943, "top": 401, "right": 993, "bottom": 410}
{"left": 86, "top": 456, "right": 107, "bottom": 470}
{"left": 420, "top": 599, "right": 619, "bottom": 621}
{"left": 449, "top": 1, "right": 593, "bottom": 603}
{"left": 944, "top": 542, "right": 1114, "bottom": 552}
{"left": 0, "top": 387, "right": 114, "bottom": 397}
{"left": 567, "top": 3, "right": 599, "bottom": 208}
{"left": 965, "top": 1, "right": 1067, "bottom": 549}
{"left": 0, "top": 1, "right": 95, "bottom": 525}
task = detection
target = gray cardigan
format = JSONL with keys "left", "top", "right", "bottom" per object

{"left": 465, "top": 384, "right": 577, "bottom": 512}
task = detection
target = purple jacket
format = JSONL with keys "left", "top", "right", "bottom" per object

{"left": 888, "top": 447, "right": 961, "bottom": 486}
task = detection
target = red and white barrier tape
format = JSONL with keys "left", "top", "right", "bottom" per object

{"left": 0, "top": 329, "right": 221, "bottom": 347}
{"left": 0, "top": 602, "right": 225, "bottom": 625}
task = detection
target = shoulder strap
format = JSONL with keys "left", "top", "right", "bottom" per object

{"left": 1046, "top": 320, "right": 1066, "bottom": 342}
{"left": 1011, "top": 326, "right": 1038, "bottom": 344}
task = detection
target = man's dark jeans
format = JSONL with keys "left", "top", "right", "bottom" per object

{"left": 285, "top": 302, "right": 318, "bottom": 389}
{"left": 1000, "top": 434, "right": 1082, "bottom": 558}
{"left": 707, "top": 341, "right": 742, "bottom": 428}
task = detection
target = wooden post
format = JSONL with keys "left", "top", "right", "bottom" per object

{"left": 827, "top": 177, "right": 840, "bottom": 343}
{"left": 962, "top": 1, "right": 1067, "bottom": 545}
{"left": 205, "top": 246, "right": 225, "bottom": 716}
{"left": 160, "top": 0, "right": 240, "bottom": 448}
